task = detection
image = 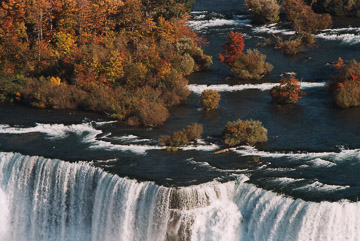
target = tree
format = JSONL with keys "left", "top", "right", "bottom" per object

{"left": 329, "top": 58, "right": 360, "bottom": 108}
{"left": 270, "top": 75, "right": 306, "bottom": 104}
{"left": 219, "top": 31, "right": 272, "bottom": 80}
{"left": 223, "top": 119, "right": 268, "bottom": 146}
{"left": 0, "top": 0, "right": 210, "bottom": 127}
{"left": 245, "top": 0, "right": 280, "bottom": 24}
{"left": 201, "top": 90, "right": 220, "bottom": 111}
{"left": 282, "top": 0, "right": 332, "bottom": 33}
{"left": 218, "top": 31, "right": 244, "bottom": 65}
{"left": 159, "top": 122, "right": 203, "bottom": 147}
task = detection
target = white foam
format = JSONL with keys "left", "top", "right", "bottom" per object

{"left": 266, "top": 167, "right": 297, "bottom": 172}
{"left": 0, "top": 188, "right": 9, "bottom": 240}
{"left": 188, "top": 19, "right": 252, "bottom": 31}
{"left": 180, "top": 143, "right": 219, "bottom": 151}
{"left": 193, "top": 14, "right": 207, "bottom": 20}
{"left": 0, "top": 123, "right": 162, "bottom": 155}
{"left": 0, "top": 122, "right": 226, "bottom": 155}
{"left": 89, "top": 142, "right": 164, "bottom": 154}
{"left": 191, "top": 11, "right": 208, "bottom": 14}
{"left": 0, "top": 123, "right": 100, "bottom": 140}
{"left": 308, "top": 158, "right": 336, "bottom": 167}
{"left": 316, "top": 33, "right": 360, "bottom": 45}
{"left": 252, "top": 24, "right": 296, "bottom": 35}
{"left": 185, "top": 158, "right": 226, "bottom": 172}
{"left": 231, "top": 146, "right": 337, "bottom": 160}
{"left": 269, "top": 177, "right": 305, "bottom": 184}
{"left": 316, "top": 26, "right": 360, "bottom": 45}
{"left": 2, "top": 153, "right": 360, "bottom": 240}
{"left": 93, "top": 120, "right": 117, "bottom": 126}
{"left": 280, "top": 72, "right": 296, "bottom": 77}
{"left": 188, "top": 82, "right": 325, "bottom": 94}
{"left": 294, "top": 181, "right": 350, "bottom": 192}
{"left": 109, "top": 135, "right": 151, "bottom": 143}
{"left": 93, "top": 158, "right": 118, "bottom": 164}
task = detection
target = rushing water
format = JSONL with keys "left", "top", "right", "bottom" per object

{"left": 1, "top": 0, "right": 360, "bottom": 240}
{"left": 2, "top": 153, "right": 360, "bottom": 241}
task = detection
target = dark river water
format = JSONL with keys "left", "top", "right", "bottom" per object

{"left": 1, "top": 1, "right": 360, "bottom": 240}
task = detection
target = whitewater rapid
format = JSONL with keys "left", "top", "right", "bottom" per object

{"left": 0, "top": 152, "right": 359, "bottom": 241}
{"left": 188, "top": 82, "right": 325, "bottom": 94}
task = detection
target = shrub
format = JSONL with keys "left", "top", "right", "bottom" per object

{"left": 180, "top": 53, "right": 195, "bottom": 75}
{"left": 190, "top": 47, "right": 213, "bottom": 71}
{"left": 21, "top": 76, "right": 88, "bottom": 109}
{"left": 171, "top": 131, "right": 189, "bottom": 147}
{"left": 0, "top": 74, "right": 23, "bottom": 103}
{"left": 245, "top": 0, "right": 281, "bottom": 24}
{"left": 201, "top": 90, "right": 220, "bottom": 111}
{"left": 223, "top": 119, "right": 268, "bottom": 146}
{"left": 136, "top": 100, "right": 170, "bottom": 127}
{"left": 333, "top": 81, "right": 360, "bottom": 108}
{"left": 184, "top": 123, "right": 203, "bottom": 141}
{"left": 159, "top": 135, "right": 173, "bottom": 146}
{"left": 219, "top": 31, "right": 245, "bottom": 65}
{"left": 159, "top": 123, "right": 203, "bottom": 147}
{"left": 274, "top": 33, "right": 315, "bottom": 55}
{"left": 305, "top": 0, "right": 360, "bottom": 18}
{"left": 270, "top": 75, "right": 306, "bottom": 104}
{"left": 219, "top": 32, "right": 273, "bottom": 80}
{"left": 282, "top": 0, "right": 332, "bottom": 33}
{"left": 230, "top": 49, "right": 273, "bottom": 80}
{"left": 329, "top": 58, "right": 360, "bottom": 108}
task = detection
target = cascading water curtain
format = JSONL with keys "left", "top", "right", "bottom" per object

{"left": 1, "top": 152, "right": 360, "bottom": 241}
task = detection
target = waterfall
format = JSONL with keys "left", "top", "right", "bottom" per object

{"left": 0, "top": 152, "right": 359, "bottom": 241}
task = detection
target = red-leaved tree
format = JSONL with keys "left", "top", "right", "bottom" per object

{"left": 270, "top": 75, "right": 306, "bottom": 104}
{"left": 218, "top": 31, "right": 244, "bottom": 64}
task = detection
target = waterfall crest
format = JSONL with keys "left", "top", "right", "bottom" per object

{"left": 0, "top": 152, "right": 359, "bottom": 241}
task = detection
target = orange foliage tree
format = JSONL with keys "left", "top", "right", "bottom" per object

{"left": 223, "top": 119, "right": 268, "bottom": 146}
{"left": 218, "top": 31, "right": 245, "bottom": 65}
{"left": 282, "top": 0, "right": 332, "bottom": 33}
{"left": 270, "top": 75, "right": 306, "bottom": 104}
{"left": 329, "top": 58, "right": 360, "bottom": 108}
{"left": 219, "top": 31, "right": 273, "bottom": 80}
{"left": 201, "top": 90, "right": 220, "bottom": 111}
{"left": 0, "top": 0, "right": 210, "bottom": 127}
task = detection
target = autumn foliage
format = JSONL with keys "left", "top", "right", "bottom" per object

{"left": 274, "top": 32, "right": 315, "bottom": 55}
{"left": 245, "top": 0, "right": 281, "bottom": 24}
{"left": 305, "top": 0, "right": 360, "bottom": 18}
{"left": 270, "top": 75, "right": 306, "bottom": 104}
{"left": 201, "top": 90, "right": 220, "bottom": 111}
{"left": 329, "top": 58, "right": 360, "bottom": 108}
{"left": 219, "top": 31, "right": 245, "bottom": 65}
{"left": 0, "top": 0, "right": 210, "bottom": 127}
{"left": 223, "top": 119, "right": 268, "bottom": 146}
{"left": 159, "top": 123, "right": 203, "bottom": 147}
{"left": 219, "top": 32, "right": 273, "bottom": 80}
{"left": 282, "top": 0, "right": 332, "bottom": 33}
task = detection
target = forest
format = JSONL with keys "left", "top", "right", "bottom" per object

{"left": 1, "top": 0, "right": 359, "bottom": 128}
{"left": 0, "top": 0, "right": 211, "bottom": 126}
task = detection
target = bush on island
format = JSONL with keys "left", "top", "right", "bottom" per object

{"left": 159, "top": 123, "right": 203, "bottom": 148}
{"left": 230, "top": 49, "right": 273, "bottom": 80}
{"left": 282, "top": 0, "right": 332, "bottom": 33}
{"left": 219, "top": 31, "right": 273, "bottom": 80}
{"left": 245, "top": 0, "right": 281, "bottom": 24}
{"left": 329, "top": 58, "right": 360, "bottom": 108}
{"left": 223, "top": 119, "right": 268, "bottom": 146}
{"left": 201, "top": 90, "right": 220, "bottom": 111}
{"left": 274, "top": 33, "right": 315, "bottom": 55}
{"left": 270, "top": 75, "right": 306, "bottom": 104}
{"left": 305, "top": 0, "right": 360, "bottom": 18}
